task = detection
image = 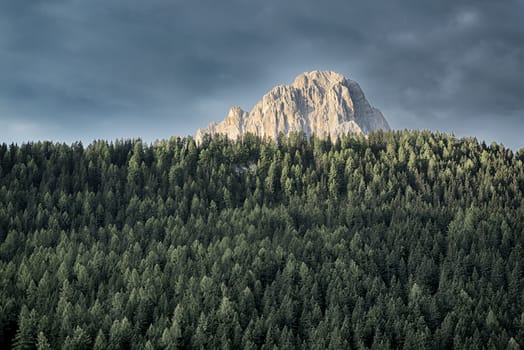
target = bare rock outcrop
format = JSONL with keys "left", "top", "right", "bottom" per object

{"left": 196, "top": 70, "right": 389, "bottom": 143}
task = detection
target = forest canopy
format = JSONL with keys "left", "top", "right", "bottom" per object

{"left": 0, "top": 130, "right": 523, "bottom": 349}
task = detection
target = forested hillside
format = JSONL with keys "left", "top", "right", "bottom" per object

{"left": 0, "top": 131, "right": 523, "bottom": 349}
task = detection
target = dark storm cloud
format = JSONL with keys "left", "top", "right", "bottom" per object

{"left": 0, "top": 0, "right": 523, "bottom": 148}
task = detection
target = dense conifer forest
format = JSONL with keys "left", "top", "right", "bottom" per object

{"left": 0, "top": 130, "right": 523, "bottom": 349}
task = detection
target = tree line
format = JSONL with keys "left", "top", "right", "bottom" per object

{"left": 0, "top": 130, "right": 523, "bottom": 349}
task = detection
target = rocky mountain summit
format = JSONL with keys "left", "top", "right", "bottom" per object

{"left": 196, "top": 70, "right": 390, "bottom": 143}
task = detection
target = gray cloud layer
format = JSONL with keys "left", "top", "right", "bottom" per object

{"left": 1, "top": 0, "right": 523, "bottom": 149}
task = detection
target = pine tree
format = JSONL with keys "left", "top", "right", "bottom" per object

{"left": 36, "top": 332, "right": 51, "bottom": 350}
{"left": 12, "top": 306, "right": 36, "bottom": 350}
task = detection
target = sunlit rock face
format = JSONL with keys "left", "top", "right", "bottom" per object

{"left": 196, "top": 70, "right": 390, "bottom": 143}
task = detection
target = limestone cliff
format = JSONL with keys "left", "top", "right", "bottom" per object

{"left": 196, "top": 70, "right": 390, "bottom": 143}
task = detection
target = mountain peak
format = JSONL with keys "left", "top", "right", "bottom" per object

{"left": 196, "top": 71, "right": 389, "bottom": 143}
{"left": 292, "top": 70, "right": 346, "bottom": 89}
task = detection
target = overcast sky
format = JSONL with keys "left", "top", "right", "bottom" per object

{"left": 1, "top": 0, "right": 523, "bottom": 149}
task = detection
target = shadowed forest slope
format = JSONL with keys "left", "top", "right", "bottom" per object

{"left": 0, "top": 131, "right": 523, "bottom": 349}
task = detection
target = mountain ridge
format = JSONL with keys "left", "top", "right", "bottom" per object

{"left": 196, "top": 70, "right": 390, "bottom": 143}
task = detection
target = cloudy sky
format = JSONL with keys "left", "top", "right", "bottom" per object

{"left": 1, "top": 0, "right": 523, "bottom": 149}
